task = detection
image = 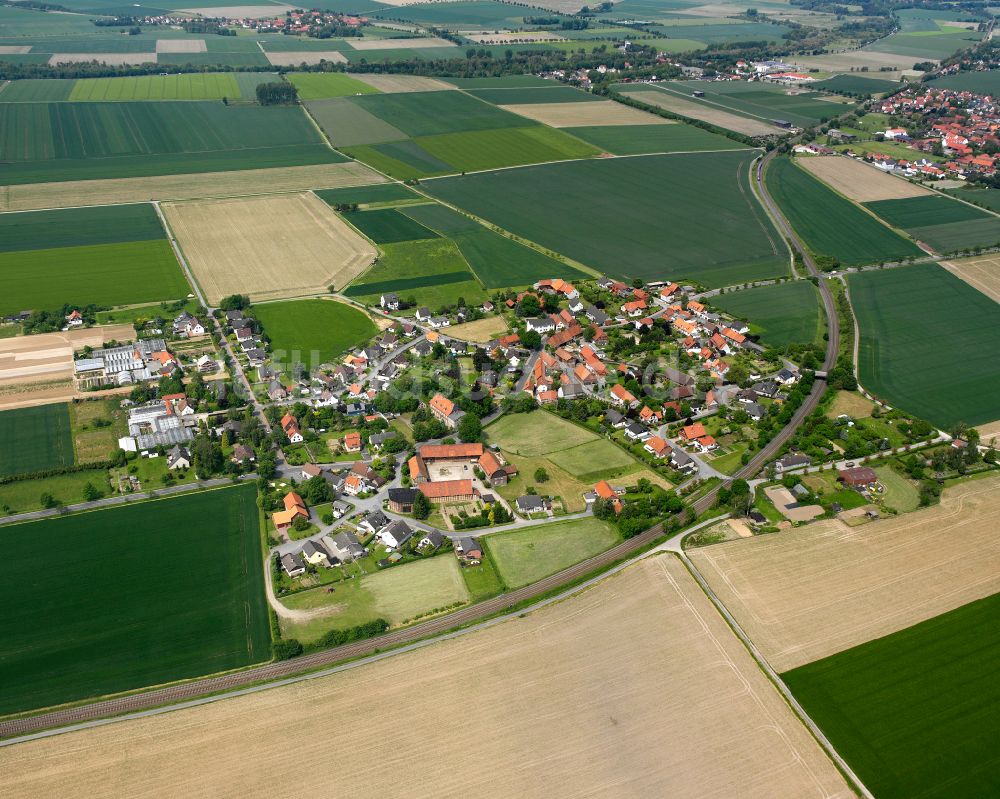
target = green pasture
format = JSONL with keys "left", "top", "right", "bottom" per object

{"left": 0, "top": 203, "right": 164, "bottom": 253}
{"left": 315, "top": 183, "right": 420, "bottom": 206}
{"left": 287, "top": 71, "right": 381, "bottom": 100}
{"left": 0, "top": 404, "right": 74, "bottom": 478}
{"left": 0, "top": 484, "right": 270, "bottom": 716}
{"left": 712, "top": 280, "right": 822, "bottom": 349}
{"left": 403, "top": 202, "right": 587, "bottom": 288}
{"left": 766, "top": 157, "right": 922, "bottom": 266}
{"left": 344, "top": 208, "right": 439, "bottom": 244}
{"left": 307, "top": 97, "right": 407, "bottom": 146}
{"left": 0, "top": 240, "right": 190, "bottom": 315}
{"left": 546, "top": 439, "right": 637, "bottom": 480}
{"left": 343, "top": 238, "right": 486, "bottom": 307}
{"left": 487, "top": 410, "right": 598, "bottom": 457}
{"left": 425, "top": 151, "right": 788, "bottom": 287}
{"left": 565, "top": 123, "right": 745, "bottom": 154}
{"left": 0, "top": 467, "right": 110, "bottom": 514}
{"left": 487, "top": 517, "right": 620, "bottom": 589}
{"left": 252, "top": 299, "right": 377, "bottom": 365}
{"left": 945, "top": 186, "right": 1000, "bottom": 213}
{"left": 849, "top": 263, "right": 1000, "bottom": 428}
{"left": 783, "top": 592, "right": 1000, "bottom": 799}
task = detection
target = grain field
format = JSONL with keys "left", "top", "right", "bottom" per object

{"left": 349, "top": 74, "right": 457, "bottom": 93}
{"left": 618, "top": 89, "right": 781, "bottom": 136}
{"left": 691, "top": 474, "right": 1000, "bottom": 672}
{"left": 942, "top": 254, "right": 1000, "bottom": 304}
{"left": 500, "top": 100, "right": 672, "bottom": 127}
{"left": 797, "top": 154, "right": 931, "bottom": 202}
{"left": 0, "top": 556, "right": 851, "bottom": 799}
{"left": 164, "top": 192, "right": 376, "bottom": 304}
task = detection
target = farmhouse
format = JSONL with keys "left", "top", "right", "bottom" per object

{"left": 594, "top": 480, "right": 623, "bottom": 514}
{"left": 838, "top": 466, "right": 879, "bottom": 490}
{"left": 429, "top": 393, "right": 465, "bottom": 429}
{"left": 281, "top": 413, "right": 304, "bottom": 444}
{"left": 479, "top": 450, "right": 517, "bottom": 486}
{"left": 273, "top": 491, "right": 309, "bottom": 531}
{"left": 417, "top": 479, "right": 475, "bottom": 502}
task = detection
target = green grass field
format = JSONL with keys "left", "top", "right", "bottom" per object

{"left": 350, "top": 90, "right": 532, "bottom": 136}
{"left": 546, "top": 438, "right": 637, "bottom": 480}
{"left": 0, "top": 203, "right": 165, "bottom": 253}
{"left": 487, "top": 517, "right": 620, "bottom": 589}
{"left": 0, "top": 78, "right": 76, "bottom": 101}
{"left": 0, "top": 101, "right": 340, "bottom": 183}
{"left": 344, "top": 208, "right": 439, "bottom": 244}
{"left": 782, "top": 591, "right": 1000, "bottom": 799}
{"left": 315, "top": 183, "right": 420, "bottom": 207}
{"left": 849, "top": 263, "right": 1000, "bottom": 428}
{"left": 287, "top": 71, "right": 381, "bottom": 100}
{"left": 0, "top": 467, "right": 110, "bottom": 514}
{"left": 425, "top": 151, "right": 788, "bottom": 287}
{"left": 251, "top": 299, "right": 377, "bottom": 365}
{"left": 0, "top": 240, "right": 190, "bottom": 315}
{"left": 344, "top": 140, "right": 452, "bottom": 180}
{"left": 281, "top": 555, "right": 469, "bottom": 642}
{"left": 487, "top": 410, "right": 598, "bottom": 457}
{"left": 766, "top": 157, "right": 923, "bottom": 266}
{"left": 442, "top": 76, "right": 554, "bottom": 88}
{"left": 402, "top": 203, "right": 587, "bottom": 288}
{"left": 344, "top": 238, "right": 486, "bottom": 307}
{"left": 865, "top": 194, "right": 1000, "bottom": 253}
{"left": 565, "top": 123, "right": 745, "bottom": 155}
{"left": 68, "top": 73, "right": 242, "bottom": 101}
{"left": 0, "top": 404, "right": 74, "bottom": 477}
{"left": 0, "top": 484, "right": 270, "bottom": 716}
{"left": 712, "top": 280, "right": 822, "bottom": 349}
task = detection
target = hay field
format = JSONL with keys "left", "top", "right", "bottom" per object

{"left": 165, "top": 193, "right": 375, "bottom": 304}
{"left": 942, "top": 254, "right": 1000, "bottom": 303}
{"left": 154, "top": 39, "right": 206, "bottom": 53}
{"left": 347, "top": 36, "right": 456, "bottom": 50}
{"left": 0, "top": 162, "right": 384, "bottom": 211}
{"left": 500, "top": 100, "right": 671, "bottom": 127}
{"left": 691, "top": 474, "right": 1000, "bottom": 672}
{"left": 49, "top": 53, "right": 155, "bottom": 66}
{"left": 445, "top": 316, "right": 508, "bottom": 342}
{"left": 797, "top": 155, "right": 930, "bottom": 202}
{"left": 264, "top": 51, "right": 347, "bottom": 66}
{"left": 618, "top": 89, "right": 781, "bottom": 136}
{"left": 0, "top": 556, "right": 851, "bottom": 799}
{"left": 348, "top": 74, "right": 456, "bottom": 93}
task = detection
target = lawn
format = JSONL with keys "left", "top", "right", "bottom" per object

{"left": 0, "top": 240, "right": 190, "bottom": 315}
{"left": 459, "top": 553, "right": 504, "bottom": 600}
{"left": 425, "top": 151, "right": 788, "bottom": 288}
{"left": 0, "top": 101, "right": 341, "bottom": 183}
{"left": 402, "top": 203, "right": 588, "bottom": 288}
{"left": 251, "top": 299, "right": 377, "bottom": 366}
{"left": 874, "top": 466, "right": 919, "bottom": 512}
{"left": 287, "top": 71, "right": 381, "bottom": 100}
{"left": 782, "top": 592, "right": 1000, "bottom": 799}
{"left": 343, "top": 208, "right": 439, "bottom": 244}
{"left": 0, "top": 203, "right": 165, "bottom": 253}
{"left": 766, "top": 157, "right": 922, "bottom": 266}
{"left": 0, "top": 404, "right": 74, "bottom": 477}
{"left": 0, "top": 484, "right": 270, "bottom": 716}
{"left": 486, "top": 517, "right": 620, "bottom": 589}
{"left": 849, "top": 263, "right": 1000, "bottom": 427}
{"left": 495, "top": 452, "right": 593, "bottom": 512}
{"left": 487, "top": 410, "right": 598, "bottom": 457}
{"left": 565, "top": 123, "right": 745, "bottom": 155}
{"left": 547, "top": 439, "right": 638, "bottom": 481}
{"left": 343, "top": 238, "right": 486, "bottom": 307}
{"left": 280, "top": 555, "right": 469, "bottom": 642}
{"left": 712, "top": 280, "right": 822, "bottom": 349}
{"left": 68, "top": 73, "right": 242, "bottom": 101}
{"left": 314, "top": 182, "right": 420, "bottom": 207}
{"left": 350, "top": 90, "right": 533, "bottom": 137}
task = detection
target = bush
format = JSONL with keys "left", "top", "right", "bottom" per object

{"left": 272, "top": 638, "right": 303, "bottom": 660}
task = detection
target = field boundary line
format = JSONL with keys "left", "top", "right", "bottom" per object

{"left": 749, "top": 153, "right": 796, "bottom": 275}
{"left": 153, "top": 201, "right": 206, "bottom": 308}
{"left": 677, "top": 550, "right": 875, "bottom": 799}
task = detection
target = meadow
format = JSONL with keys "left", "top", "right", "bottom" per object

{"left": 865, "top": 194, "right": 1000, "bottom": 253}
{"left": 0, "top": 403, "right": 73, "bottom": 477}
{"left": 487, "top": 410, "right": 598, "bottom": 456}
{"left": 425, "top": 151, "right": 789, "bottom": 287}
{"left": 783, "top": 592, "right": 1000, "bottom": 799}
{"left": 0, "top": 484, "right": 270, "bottom": 716}
{"left": 486, "top": 517, "right": 620, "bottom": 589}
{"left": 344, "top": 208, "right": 439, "bottom": 244}
{"left": 565, "top": 123, "right": 744, "bottom": 155}
{"left": 0, "top": 101, "right": 340, "bottom": 183}
{"left": 402, "top": 203, "right": 588, "bottom": 288}
{"left": 287, "top": 71, "right": 381, "bottom": 100}
{"left": 766, "top": 157, "right": 923, "bottom": 266}
{"left": 849, "top": 263, "right": 1000, "bottom": 427}
{"left": 251, "top": 299, "right": 378, "bottom": 365}
{"left": 343, "top": 238, "right": 486, "bottom": 307}
{"left": 712, "top": 280, "right": 822, "bottom": 349}
{"left": 0, "top": 240, "right": 190, "bottom": 315}
{"left": 0, "top": 203, "right": 165, "bottom": 252}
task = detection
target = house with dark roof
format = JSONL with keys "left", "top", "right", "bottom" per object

{"left": 388, "top": 487, "right": 418, "bottom": 513}
{"left": 280, "top": 552, "right": 306, "bottom": 577}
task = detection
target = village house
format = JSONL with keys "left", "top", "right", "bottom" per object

{"left": 281, "top": 413, "right": 303, "bottom": 444}
{"left": 479, "top": 450, "right": 518, "bottom": 487}
{"left": 378, "top": 519, "right": 414, "bottom": 550}
{"left": 454, "top": 536, "right": 483, "bottom": 563}
{"left": 166, "top": 445, "right": 191, "bottom": 470}
{"left": 272, "top": 491, "right": 308, "bottom": 531}
{"left": 301, "top": 540, "right": 330, "bottom": 567}
{"left": 323, "top": 531, "right": 366, "bottom": 562}
{"left": 429, "top": 392, "right": 465, "bottom": 429}
{"left": 280, "top": 552, "right": 306, "bottom": 577}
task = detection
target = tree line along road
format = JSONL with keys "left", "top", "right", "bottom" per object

{"left": 0, "top": 151, "right": 839, "bottom": 740}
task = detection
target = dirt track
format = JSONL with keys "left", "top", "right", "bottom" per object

{"left": 0, "top": 557, "right": 851, "bottom": 799}
{"left": 691, "top": 474, "right": 1000, "bottom": 671}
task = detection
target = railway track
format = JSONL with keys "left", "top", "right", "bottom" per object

{"left": 0, "top": 151, "right": 840, "bottom": 742}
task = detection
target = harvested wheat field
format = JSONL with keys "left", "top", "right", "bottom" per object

{"left": 154, "top": 39, "right": 207, "bottom": 53}
{"left": 445, "top": 316, "right": 509, "bottom": 343}
{"left": 0, "top": 162, "right": 384, "bottom": 212}
{"left": 349, "top": 74, "right": 456, "bottom": 93}
{"left": 797, "top": 155, "right": 931, "bottom": 202}
{"left": 181, "top": 4, "right": 293, "bottom": 16}
{"left": 942, "top": 254, "right": 1000, "bottom": 304}
{"left": 348, "top": 36, "right": 456, "bottom": 50}
{"left": 618, "top": 90, "right": 780, "bottom": 136}
{"left": 49, "top": 53, "right": 155, "bottom": 66}
{"left": 691, "top": 474, "right": 1000, "bottom": 672}
{"left": 0, "top": 556, "right": 851, "bottom": 799}
{"left": 164, "top": 192, "right": 376, "bottom": 304}
{"left": 264, "top": 51, "right": 347, "bottom": 66}
{"left": 500, "top": 100, "right": 671, "bottom": 127}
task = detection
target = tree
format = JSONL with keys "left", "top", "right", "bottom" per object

{"left": 292, "top": 515, "right": 311, "bottom": 532}
{"left": 412, "top": 491, "right": 431, "bottom": 520}
{"left": 40, "top": 492, "right": 58, "bottom": 509}
{"left": 82, "top": 482, "right": 102, "bottom": 502}
{"left": 534, "top": 467, "right": 549, "bottom": 483}
{"left": 256, "top": 81, "right": 298, "bottom": 105}
{"left": 218, "top": 294, "right": 250, "bottom": 311}
{"left": 190, "top": 435, "right": 223, "bottom": 477}
{"left": 516, "top": 294, "right": 541, "bottom": 317}
{"left": 303, "top": 474, "right": 333, "bottom": 504}
{"left": 521, "top": 330, "right": 541, "bottom": 350}
{"left": 457, "top": 413, "right": 482, "bottom": 443}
